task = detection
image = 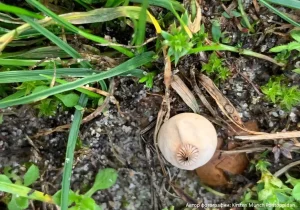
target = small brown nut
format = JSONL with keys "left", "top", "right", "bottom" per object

{"left": 157, "top": 113, "right": 218, "bottom": 170}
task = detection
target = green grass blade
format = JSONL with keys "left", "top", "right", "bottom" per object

{"left": 60, "top": 94, "right": 88, "bottom": 210}
{"left": 0, "top": 6, "right": 154, "bottom": 54}
{"left": 0, "top": 68, "right": 96, "bottom": 83}
{"left": 0, "top": 58, "right": 48, "bottom": 66}
{"left": 0, "top": 90, "right": 26, "bottom": 102}
{"left": 135, "top": 0, "right": 148, "bottom": 51}
{"left": 18, "top": 15, "right": 92, "bottom": 69}
{"left": 74, "top": 0, "right": 93, "bottom": 10}
{"left": 0, "top": 2, "right": 44, "bottom": 19}
{"left": 129, "top": 0, "right": 184, "bottom": 12}
{"left": 61, "top": 6, "right": 151, "bottom": 24}
{"left": 2, "top": 46, "right": 70, "bottom": 59}
{"left": 0, "top": 52, "right": 154, "bottom": 108}
{"left": 259, "top": 0, "right": 300, "bottom": 27}
{"left": 40, "top": 74, "right": 100, "bottom": 98}
{"left": 238, "top": 0, "right": 254, "bottom": 33}
{"left": 265, "top": 0, "right": 300, "bottom": 9}
{"left": 0, "top": 182, "right": 54, "bottom": 204}
{"left": 26, "top": 0, "right": 134, "bottom": 57}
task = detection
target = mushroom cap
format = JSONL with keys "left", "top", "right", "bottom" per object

{"left": 157, "top": 113, "right": 218, "bottom": 170}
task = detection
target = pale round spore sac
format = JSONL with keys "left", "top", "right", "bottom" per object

{"left": 157, "top": 113, "right": 218, "bottom": 170}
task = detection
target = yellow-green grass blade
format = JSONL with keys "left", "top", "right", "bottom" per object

{"left": 26, "top": 0, "right": 133, "bottom": 57}
{"left": 0, "top": 68, "right": 96, "bottom": 83}
{"left": 0, "top": 6, "right": 160, "bottom": 53}
{"left": 19, "top": 15, "right": 92, "bottom": 69}
{"left": 0, "top": 182, "right": 54, "bottom": 204}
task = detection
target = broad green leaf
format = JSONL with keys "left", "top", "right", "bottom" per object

{"left": 14, "top": 196, "right": 29, "bottom": 209}
{"left": 93, "top": 168, "right": 118, "bottom": 190}
{"left": 211, "top": 20, "right": 221, "bottom": 43}
{"left": 71, "top": 195, "right": 99, "bottom": 210}
{"left": 270, "top": 176, "right": 283, "bottom": 188}
{"left": 55, "top": 93, "right": 79, "bottom": 107}
{"left": 23, "top": 164, "right": 39, "bottom": 186}
{"left": 291, "top": 30, "right": 300, "bottom": 43}
{"left": 0, "top": 174, "right": 12, "bottom": 183}
{"left": 32, "top": 86, "right": 49, "bottom": 94}
{"left": 293, "top": 69, "right": 300, "bottom": 74}
{"left": 0, "top": 114, "right": 3, "bottom": 124}
{"left": 269, "top": 45, "right": 288, "bottom": 53}
{"left": 85, "top": 168, "right": 118, "bottom": 197}
{"left": 287, "top": 41, "right": 300, "bottom": 51}
{"left": 258, "top": 188, "right": 273, "bottom": 200}
{"left": 292, "top": 183, "right": 300, "bottom": 200}
{"left": 139, "top": 76, "right": 148, "bottom": 83}
{"left": 265, "top": 193, "right": 279, "bottom": 204}
{"left": 232, "top": 10, "right": 241, "bottom": 17}
{"left": 161, "top": 31, "right": 172, "bottom": 40}
{"left": 53, "top": 190, "right": 78, "bottom": 206}
{"left": 8, "top": 197, "right": 22, "bottom": 210}
{"left": 286, "top": 173, "right": 300, "bottom": 186}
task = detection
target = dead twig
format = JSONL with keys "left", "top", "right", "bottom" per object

{"left": 253, "top": 0, "right": 260, "bottom": 13}
{"left": 171, "top": 75, "right": 200, "bottom": 114}
{"left": 235, "top": 131, "right": 300, "bottom": 140}
{"left": 199, "top": 74, "right": 264, "bottom": 135}
{"left": 219, "top": 147, "right": 272, "bottom": 154}
{"left": 274, "top": 160, "right": 300, "bottom": 177}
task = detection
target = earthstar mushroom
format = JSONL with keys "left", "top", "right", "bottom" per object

{"left": 157, "top": 113, "right": 218, "bottom": 170}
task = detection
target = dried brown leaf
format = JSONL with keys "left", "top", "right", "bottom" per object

{"left": 199, "top": 74, "right": 264, "bottom": 135}
{"left": 196, "top": 151, "right": 249, "bottom": 187}
{"left": 0, "top": 31, "right": 15, "bottom": 52}
{"left": 171, "top": 75, "right": 200, "bottom": 113}
{"left": 188, "top": 0, "right": 202, "bottom": 34}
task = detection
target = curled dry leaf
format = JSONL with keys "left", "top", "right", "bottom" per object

{"left": 171, "top": 75, "right": 200, "bottom": 114}
{"left": 199, "top": 74, "right": 264, "bottom": 135}
{"left": 199, "top": 74, "right": 243, "bottom": 125}
{"left": 187, "top": 0, "right": 202, "bottom": 34}
{"left": 196, "top": 138, "right": 249, "bottom": 187}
